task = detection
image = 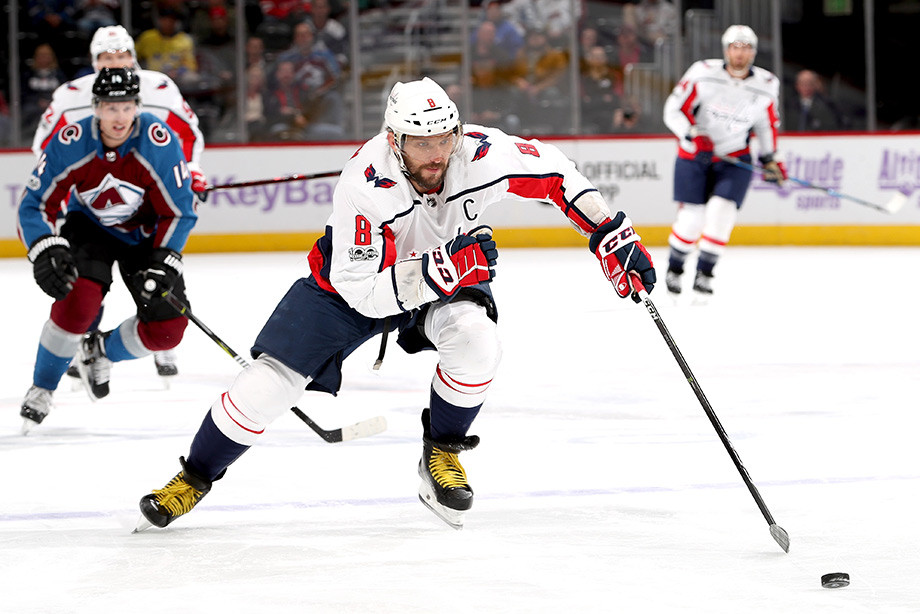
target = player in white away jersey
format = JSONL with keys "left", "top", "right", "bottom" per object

{"left": 33, "top": 25, "right": 207, "bottom": 376}
{"left": 136, "top": 77, "right": 657, "bottom": 532}
{"left": 662, "top": 24, "right": 787, "bottom": 298}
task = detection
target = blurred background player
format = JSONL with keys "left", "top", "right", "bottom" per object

{"left": 18, "top": 67, "right": 197, "bottom": 434}
{"left": 32, "top": 25, "right": 208, "bottom": 377}
{"left": 662, "top": 24, "right": 786, "bottom": 298}
{"left": 135, "top": 77, "right": 656, "bottom": 532}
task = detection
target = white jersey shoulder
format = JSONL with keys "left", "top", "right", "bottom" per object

{"left": 32, "top": 70, "right": 204, "bottom": 169}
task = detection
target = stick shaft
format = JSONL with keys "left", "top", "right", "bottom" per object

{"left": 720, "top": 155, "right": 891, "bottom": 213}
{"left": 204, "top": 171, "right": 341, "bottom": 191}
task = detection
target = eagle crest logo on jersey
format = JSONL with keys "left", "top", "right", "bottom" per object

{"left": 364, "top": 164, "right": 396, "bottom": 188}
{"left": 348, "top": 246, "right": 379, "bottom": 261}
{"left": 465, "top": 132, "right": 492, "bottom": 161}
{"left": 79, "top": 173, "right": 145, "bottom": 226}
{"left": 58, "top": 124, "right": 83, "bottom": 145}
{"left": 148, "top": 123, "right": 172, "bottom": 146}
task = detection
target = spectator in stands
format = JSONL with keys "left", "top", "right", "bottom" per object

{"left": 28, "top": 1, "right": 78, "bottom": 56}
{"left": 624, "top": 0, "right": 678, "bottom": 50}
{"left": 614, "top": 24, "right": 645, "bottom": 72}
{"left": 260, "top": 0, "right": 312, "bottom": 28}
{"left": 75, "top": 0, "right": 119, "bottom": 35}
{"left": 246, "top": 35, "right": 268, "bottom": 72}
{"left": 22, "top": 43, "right": 67, "bottom": 131}
{"left": 471, "top": 21, "right": 517, "bottom": 76}
{"left": 580, "top": 45, "right": 624, "bottom": 133}
{"left": 466, "top": 58, "right": 519, "bottom": 134}
{"left": 265, "top": 59, "right": 308, "bottom": 139}
{"left": 477, "top": 1, "right": 524, "bottom": 60}
{"left": 0, "top": 90, "right": 10, "bottom": 145}
{"left": 135, "top": 8, "right": 199, "bottom": 86}
{"left": 244, "top": 64, "right": 269, "bottom": 141}
{"left": 308, "top": 0, "right": 349, "bottom": 71}
{"left": 278, "top": 21, "right": 341, "bottom": 84}
{"left": 784, "top": 69, "right": 844, "bottom": 131}
{"left": 504, "top": 0, "right": 580, "bottom": 47}
{"left": 508, "top": 26, "right": 569, "bottom": 133}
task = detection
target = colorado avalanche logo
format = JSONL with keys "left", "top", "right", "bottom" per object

{"left": 79, "top": 173, "right": 145, "bottom": 227}
{"left": 364, "top": 164, "right": 396, "bottom": 188}
{"left": 57, "top": 124, "right": 83, "bottom": 145}
{"left": 465, "top": 132, "right": 492, "bottom": 161}
{"left": 148, "top": 123, "right": 172, "bottom": 146}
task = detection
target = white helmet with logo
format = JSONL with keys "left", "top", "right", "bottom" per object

{"left": 385, "top": 77, "right": 461, "bottom": 140}
{"left": 90, "top": 25, "right": 138, "bottom": 71}
{"left": 722, "top": 24, "right": 757, "bottom": 52}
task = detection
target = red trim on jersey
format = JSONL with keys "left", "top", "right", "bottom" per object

{"left": 680, "top": 83, "right": 698, "bottom": 122}
{"left": 380, "top": 224, "right": 397, "bottom": 271}
{"left": 307, "top": 240, "right": 337, "bottom": 293}
{"left": 220, "top": 392, "right": 265, "bottom": 434}
{"left": 765, "top": 100, "right": 780, "bottom": 151}
{"left": 41, "top": 115, "right": 71, "bottom": 150}
{"left": 165, "top": 111, "right": 196, "bottom": 161}
{"left": 507, "top": 175, "right": 595, "bottom": 234}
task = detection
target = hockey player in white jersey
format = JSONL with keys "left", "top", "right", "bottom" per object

{"left": 136, "top": 77, "right": 657, "bottom": 531}
{"left": 33, "top": 25, "right": 207, "bottom": 376}
{"left": 663, "top": 25, "right": 787, "bottom": 297}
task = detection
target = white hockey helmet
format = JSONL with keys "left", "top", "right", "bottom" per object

{"left": 90, "top": 25, "right": 138, "bottom": 71}
{"left": 384, "top": 77, "right": 461, "bottom": 141}
{"left": 722, "top": 24, "right": 758, "bottom": 52}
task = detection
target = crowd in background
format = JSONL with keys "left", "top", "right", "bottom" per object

{"left": 1, "top": 0, "right": 854, "bottom": 146}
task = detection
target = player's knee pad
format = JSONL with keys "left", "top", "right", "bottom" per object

{"left": 669, "top": 203, "right": 706, "bottom": 251}
{"left": 699, "top": 195, "right": 738, "bottom": 256}
{"left": 49, "top": 277, "right": 104, "bottom": 334}
{"left": 137, "top": 316, "right": 188, "bottom": 352}
{"left": 426, "top": 300, "right": 501, "bottom": 407}
{"left": 211, "top": 355, "right": 309, "bottom": 445}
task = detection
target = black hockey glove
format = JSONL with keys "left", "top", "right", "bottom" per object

{"left": 137, "top": 248, "right": 183, "bottom": 304}
{"left": 29, "top": 235, "right": 78, "bottom": 300}
{"left": 589, "top": 213, "right": 656, "bottom": 303}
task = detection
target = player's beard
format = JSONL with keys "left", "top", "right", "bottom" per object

{"left": 405, "top": 157, "right": 449, "bottom": 192}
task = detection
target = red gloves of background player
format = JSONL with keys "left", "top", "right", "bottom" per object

{"left": 589, "top": 213, "right": 656, "bottom": 303}
{"left": 422, "top": 225, "right": 498, "bottom": 301}
{"left": 687, "top": 126, "right": 714, "bottom": 165}
{"left": 191, "top": 169, "right": 209, "bottom": 201}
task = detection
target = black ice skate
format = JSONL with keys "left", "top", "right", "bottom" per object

{"left": 20, "top": 385, "right": 53, "bottom": 435}
{"left": 74, "top": 331, "right": 111, "bottom": 400}
{"left": 692, "top": 270, "right": 714, "bottom": 296}
{"left": 136, "top": 457, "right": 222, "bottom": 531}
{"left": 417, "top": 408, "right": 479, "bottom": 530}
{"left": 154, "top": 350, "right": 178, "bottom": 377}
{"left": 665, "top": 267, "right": 683, "bottom": 295}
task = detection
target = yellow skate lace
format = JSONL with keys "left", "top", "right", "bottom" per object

{"left": 428, "top": 447, "right": 469, "bottom": 489}
{"left": 152, "top": 473, "right": 204, "bottom": 516}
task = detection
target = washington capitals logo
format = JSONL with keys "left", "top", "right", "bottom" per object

{"left": 364, "top": 164, "right": 396, "bottom": 188}
{"left": 466, "top": 132, "right": 492, "bottom": 161}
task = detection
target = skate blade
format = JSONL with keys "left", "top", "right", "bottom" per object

{"left": 418, "top": 482, "right": 465, "bottom": 530}
{"left": 132, "top": 515, "right": 155, "bottom": 533}
{"left": 20, "top": 418, "right": 38, "bottom": 436}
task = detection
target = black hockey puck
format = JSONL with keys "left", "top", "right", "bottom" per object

{"left": 821, "top": 572, "right": 850, "bottom": 588}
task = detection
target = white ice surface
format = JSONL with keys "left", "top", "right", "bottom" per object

{"left": 2, "top": 246, "right": 919, "bottom": 613}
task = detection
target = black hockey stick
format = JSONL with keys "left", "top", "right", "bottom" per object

{"left": 721, "top": 155, "right": 906, "bottom": 214}
{"left": 204, "top": 170, "right": 341, "bottom": 192}
{"left": 628, "top": 274, "right": 790, "bottom": 553}
{"left": 158, "top": 286, "right": 386, "bottom": 443}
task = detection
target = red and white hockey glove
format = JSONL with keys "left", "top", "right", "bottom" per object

{"left": 422, "top": 225, "right": 498, "bottom": 301}
{"left": 687, "top": 126, "right": 714, "bottom": 165}
{"left": 758, "top": 154, "right": 788, "bottom": 186}
{"left": 589, "top": 213, "right": 656, "bottom": 303}
{"left": 190, "top": 169, "right": 209, "bottom": 201}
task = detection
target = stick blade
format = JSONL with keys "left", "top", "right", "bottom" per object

{"left": 339, "top": 415, "right": 388, "bottom": 442}
{"left": 883, "top": 192, "right": 908, "bottom": 214}
{"left": 770, "top": 524, "right": 790, "bottom": 553}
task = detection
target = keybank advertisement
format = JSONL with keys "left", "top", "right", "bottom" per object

{"left": 1, "top": 134, "right": 919, "bottom": 245}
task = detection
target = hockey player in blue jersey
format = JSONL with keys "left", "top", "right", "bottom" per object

{"left": 17, "top": 67, "right": 197, "bottom": 434}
